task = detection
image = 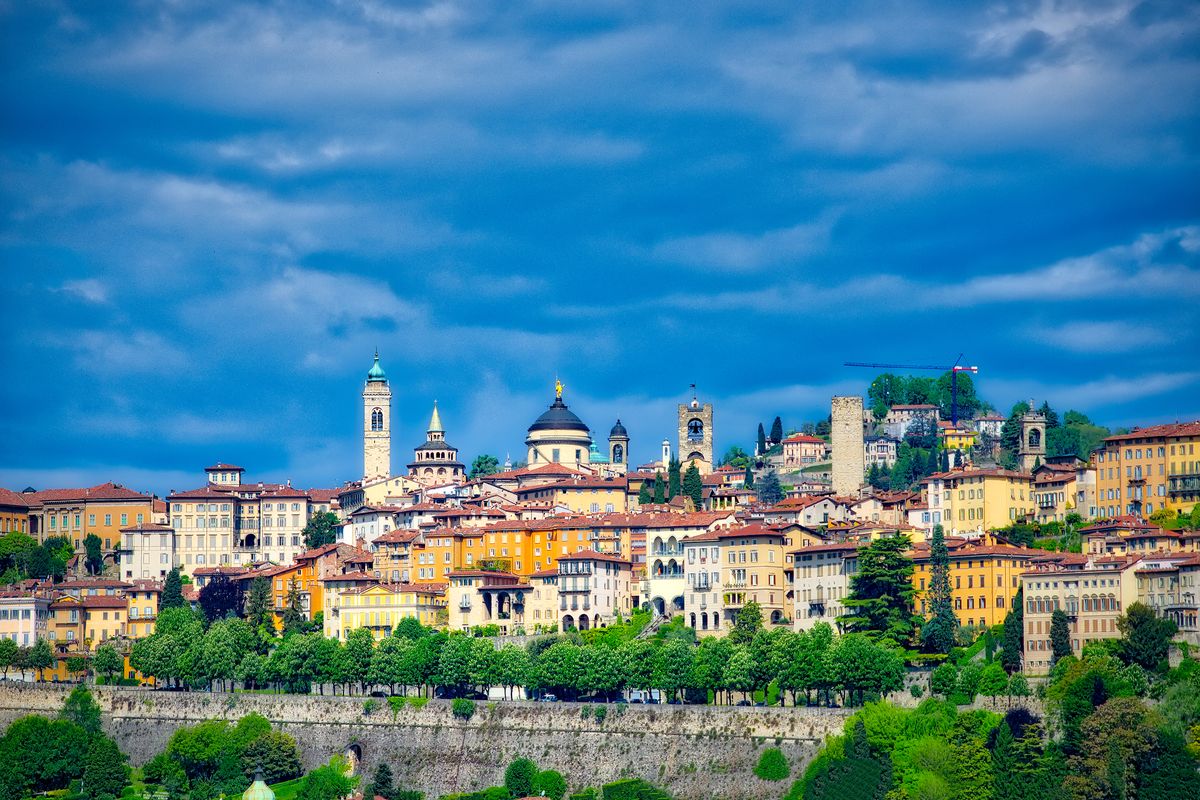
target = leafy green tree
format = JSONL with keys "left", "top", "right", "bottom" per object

{"left": 201, "top": 621, "right": 240, "bottom": 691}
{"left": 61, "top": 685, "right": 103, "bottom": 736}
{"left": 687, "top": 637, "right": 730, "bottom": 702}
{"left": 721, "top": 446, "right": 751, "bottom": 469}
{"left": 83, "top": 534, "right": 104, "bottom": 576}
{"left": 93, "top": 644, "right": 122, "bottom": 683}
{"left": 535, "top": 641, "right": 580, "bottom": 698}
{"left": 295, "top": 756, "right": 357, "bottom": 800}
{"left": 948, "top": 713, "right": 994, "bottom": 800}
{"left": 667, "top": 458, "right": 682, "bottom": 499}
{"left": 240, "top": 731, "right": 301, "bottom": 784}
{"left": 931, "top": 663, "right": 958, "bottom": 697}
{"left": 0, "top": 637, "right": 19, "bottom": 679}
{"left": 840, "top": 534, "right": 918, "bottom": 646}
{"left": 436, "top": 635, "right": 473, "bottom": 694}
{"left": 1049, "top": 610, "right": 1072, "bottom": 663}
{"left": 755, "top": 748, "right": 790, "bottom": 781}
{"left": 1135, "top": 728, "right": 1200, "bottom": 800}
{"left": 469, "top": 454, "right": 500, "bottom": 480}
{"left": 723, "top": 646, "right": 756, "bottom": 703}
{"left": 921, "top": 525, "right": 958, "bottom": 654}
{"left": 979, "top": 662, "right": 1008, "bottom": 699}
{"left": 682, "top": 463, "right": 703, "bottom": 509}
{"left": 282, "top": 581, "right": 307, "bottom": 635}
{"left": 302, "top": 511, "right": 340, "bottom": 550}
{"left": 1116, "top": 601, "right": 1177, "bottom": 672}
{"left": 578, "top": 644, "right": 623, "bottom": 700}
{"left": 756, "top": 470, "right": 783, "bottom": 505}
{"left": 757, "top": 423, "right": 767, "bottom": 456}
{"left": 769, "top": 416, "right": 784, "bottom": 445}
{"left": 496, "top": 644, "right": 530, "bottom": 700}
{"left": 999, "top": 402, "right": 1031, "bottom": 468}
{"left": 653, "top": 639, "right": 693, "bottom": 701}
{"left": 1006, "top": 673, "right": 1030, "bottom": 701}
{"left": 162, "top": 568, "right": 185, "bottom": 610}
{"left": 729, "top": 601, "right": 763, "bottom": 645}
{"left": 245, "top": 577, "right": 273, "bottom": 633}
{"left": 81, "top": 735, "right": 129, "bottom": 800}
{"left": 1000, "top": 587, "right": 1024, "bottom": 674}
{"left": 637, "top": 481, "right": 652, "bottom": 506}
{"left": 504, "top": 758, "right": 538, "bottom": 798}
{"left": 743, "top": 465, "right": 754, "bottom": 489}
{"left": 829, "top": 634, "right": 904, "bottom": 705}
{"left": 366, "top": 762, "right": 395, "bottom": 800}
{"left": 868, "top": 373, "right": 906, "bottom": 419}
{"left": 936, "top": 370, "right": 980, "bottom": 422}
{"left": 28, "top": 638, "right": 53, "bottom": 682}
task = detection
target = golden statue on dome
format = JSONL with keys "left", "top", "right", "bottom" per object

{"left": 555, "top": 378, "right": 564, "bottom": 400}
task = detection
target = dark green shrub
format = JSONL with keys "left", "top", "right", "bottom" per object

{"left": 533, "top": 770, "right": 567, "bottom": 800}
{"left": 593, "top": 705, "right": 608, "bottom": 724}
{"left": 753, "top": 748, "right": 790, "bottom": 781}
{"left": 451, "top": 698, "right": 476, "bottom": 720}
{"left": 504, "top": 758, "right": 538, "bottom": 797}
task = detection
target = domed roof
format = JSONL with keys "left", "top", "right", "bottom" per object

{"left": 528, "top": 398, "right": 590, "bottom": 434}
{"left": 609, "top": 419, "right": 628, "bottom": 438}
{"left": 242, "top": 773, "right": 275, "bottom": 800}
{"left": 367, "top": 351, "right": 387, "bottom": 382}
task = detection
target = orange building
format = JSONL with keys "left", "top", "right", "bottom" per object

{"left": 0, "top": 488, "right": 31, "bottom": 535}
{"left": 24, "top": 482, "right": 154, "bottom": 555}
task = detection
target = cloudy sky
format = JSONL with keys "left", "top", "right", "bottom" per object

{"left": 1, "top": 0, "right": 1198, "bottom": 495}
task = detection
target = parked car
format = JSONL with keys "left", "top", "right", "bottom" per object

{"left": 539, "top": 693, "right": 558, "bottom": 702}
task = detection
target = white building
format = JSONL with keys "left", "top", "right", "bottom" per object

{"left": 791, "top": 542, "right": 858, "bottom": 632}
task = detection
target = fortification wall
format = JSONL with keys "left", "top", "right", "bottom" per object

{"left": 0, "top": 685, "right": 851, "bottom": 800}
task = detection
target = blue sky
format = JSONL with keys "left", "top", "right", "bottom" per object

{"left": 1, "top": 1, "right": 1198, "bottom": 496}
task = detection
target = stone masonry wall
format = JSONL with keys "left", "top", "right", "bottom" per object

{"left": 0, "top": 685, "right": 851, "bottom": 800}
{"left": 831, "top": 396, "right": 865, "bottom": 497}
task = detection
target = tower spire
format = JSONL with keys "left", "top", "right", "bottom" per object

{"left": 428, "top": 400, "right": 444, "bottom": 433}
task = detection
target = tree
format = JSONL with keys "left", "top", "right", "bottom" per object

{"left": 93, "top": 644, "right": 123, "bottom": 683}
{"left": 721, "top": 446, "right": 751, "bottom": 469}
{"left": 342, "top": 628, "right": 375, "bottom": 693}
{"left": 469, "top": 454, "right": 500, "bottom": 480}
{"left": 81, "top": 735, "right": 130, "bottom": 800}
{"left": 83, "top": 534, "right": 104, "bottom": 576}
{"left": 667, "top": 458, "right": 681, "bottom": 499}
{"left": 504, "top": 758, "right": 538, "bottom": 798}
{"left": 979, "top": 662, "right": 1008, "bottom": 699}
{"left": 840, "top": 535, "right": 918, "bottom": 646}
{"left": 828, "top": 634, "right": 904, "bottom": 705}
{"left": 302, "top": 512, "right": 340, "bottom": 550}
{"left": 28, "top": 638, "right": 54, "bottom": 682}
{"left": 295, "top": 757, "right": 357, "bottom": 800}
{"left": 0, "top": 636, "right": 18, "bottom": 679}
{"left": 936, "top": 369, "right": 980, "bottom": 421}
{"left": 637, "top": 481, "right": 652, "bottom": 506}
{"left": 532, "top": 769, "right": 567, "bottom": 800}
{"left": 245, "top": 576, "right": 273, "bottom": 633}
{"left": 1049, "top": 610, "right": 1072, "bottom": 663}
{"left": 868, "top": 373, "right": 906, "bottom": 419}
{"left": 162, "top": 568, "right": 185, "bottom": 610}
{"left": 199, "top": 575, "right": 244, "bottom": 622}
{"left": 757, "top": 423, "right": 767, "bottom": 456}
{"left": 366, "top": 762, "right": 395, "bottom": 800}
{"left": 729, "top": 601, "right": 763, "bottom": 645}
{"left": 682, "top": 463, "right": 703, "bottom": 509}
{"left": 723, "top": 646, "right": 756, "bottom": 703}
{"left": 652, "top": 473, "right": 666, "bottom": 505}
{"left": 1000, "top": 588, "right": 1024, "bottom": 674}
{"left": 769, "top": 416, "right": 784, "bottom": 445}
{"left": 1116, "top": 601, "right": 1177, "bottom": 672}
{"left": 921, "top": 525, "right": 958, "bottom": 654}
{"left": 282, "top": 581, "right": 307, "bottom": 635}
{"left": 241, "top": 731, "right": 301, "bottom": 784}
{"left": 756, "top": 471, "right": 783, "bottom": 505}
{"left": 999, "top": 402, "right": 1031, "bottom": 468}
{"left": 653, "top": 639, "right": 693, "bottom": 701}
{"left": 931, "top": 663, "right": 958, "bottom": 697}
{"left": 61, "top": 685, "right": 103, "bottom": 736}
{"left": 743, "top": 465, "right": 754, "bottom": 489}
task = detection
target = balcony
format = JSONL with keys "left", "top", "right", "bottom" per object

{"left": 1168, "top": 473, "right": 1200, "bottom": 496}
{"left": 651, "top": 547, "right": 684, "bottom": 557}
{"left": 458, "top": 599, "right": 471, "bottom": 611}
{"left": 808, "top": 601, "right": 826, "bottom": 617}
{"left": 726, "top": 579, "right": 747, "bottom": 589}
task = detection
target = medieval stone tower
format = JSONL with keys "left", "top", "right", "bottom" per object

{"left": 678, "top": 387, "right": 714, "bottom": 474}
{"left": 1018, "top": 405, "right": 1047, "bottom": 472}
{"left": 831, "top": 396, "right": 865, "bottom": 497}
{"left": 362, "top": 351, "right": 392, "bottom": 481}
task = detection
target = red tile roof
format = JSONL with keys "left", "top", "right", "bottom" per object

{"left": 782, "top": 434, "right": 826, "bottom": 444}
{"left": 557, "top": 548, "right": 633, "bottom": 565}
{"left": 1103, "top": 421, "right": 1200, "bottom": 442}
{"left": 0, "top": 488, "right": 31, "bottom": 509}
{"left": 27, "top": 482, "right": 152, "bottom": 503}
{"left": 206, "top": 463, "right": 244, "bottom": 471}
{"left": 120, "top": 522, "right": 174, "bottom": 533}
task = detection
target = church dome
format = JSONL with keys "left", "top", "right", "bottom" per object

{"left": 609, "top": 419, "right": 628, "bottom": 438}
{"left": 242, "top": 774, "right": 275, "bottom": 800}
{"left": 367, "top": 351, "right": 387, "bottom": 382}
{"left": 528, "top": 398, "right": 590, "bottom": 434}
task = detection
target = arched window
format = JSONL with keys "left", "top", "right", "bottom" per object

{"left": 1028, "top": 428, "right": 1041, "bottom": 448}
{"left": 371, "top": 408, "right": 384, "bottom": 431}
{"left": 612, "top": 444, "right": 624, "bottom": 463}
{"left": 687, "top": 418, "right": 704, "bottom": 442}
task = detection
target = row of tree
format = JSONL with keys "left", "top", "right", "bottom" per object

{"left": 636, "top": 459, "right": 704, "bottom": 509}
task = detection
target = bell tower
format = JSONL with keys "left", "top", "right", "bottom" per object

{"left": 677, "top": 385, "right": 714, "bottom": 474}
{"left": 363, "top": 350, "right": 392, "bottom": 481}
{"left": 608, "top": 420, "right": 630, "bottom": 475}
{"left": 1018, "top": 403, "right": 1047, "bottom": 473}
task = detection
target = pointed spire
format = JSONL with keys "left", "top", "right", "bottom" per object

{"left": 367, "top": 350, "right": 387, "bottom": 382}
{"left": 428, "top": 400, "right": 444, "bottom": 433}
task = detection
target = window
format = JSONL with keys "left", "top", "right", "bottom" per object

{"left": 371, "top": 408, "right": 384, "bottom": 431}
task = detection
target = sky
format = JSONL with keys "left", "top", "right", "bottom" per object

{"left": 1, "top": 0, "right": 1198, "bottom": 497}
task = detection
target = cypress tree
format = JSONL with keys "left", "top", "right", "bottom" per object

{"left": 769, "top": 416, "right": 783, "bottom": 445}
{"left": 637, "top": 481, "right": 652, "bottom": 506}
{"left": 743, "top": 465, "right": 754, "bottom": 489}
{"left": 1050, "top": 609, "right": 1072, "bottom": 662}
{"left": 162, "top": 567, "right": 185, "bottom": 609}
{"left": 667, "top": 458, "right": 681, "bottom": 499}
{"left": 757, "top": 423, "right": 767, "bottom": 455}
{"left": 683, "top": 463, "right": 703, "bottom": 509}
{"left": 1000, "top": 587, "right": 1024, "bottom": 673}
{"left": 920, "top": 525, "right": 958, "bottom": 654}
{"left": 367, "top": 762, "right": 395, "bottom": 800}
{"left": 652, "top": 473, "right": 666, "bottom": 504}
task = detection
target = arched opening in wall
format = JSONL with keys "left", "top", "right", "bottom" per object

{"left": 345, "top": 744, "right": 362, "bottom": 774}
{"left": 562, "top": 615, "right": 575, "bottom": 630}
{"left": 243, "top": 534, "right": 257, "bottom": 548}
{"left": 1028, "top": 428, "right": 1042, "bottom": 449}
{"left": 651, "top": 597, "right": 665, "bottom": 616}
{"left": 371, "top": 408, "right": 384, "bottom": 432}
{"left": 578, "top": 614, "right": 590, "bottom": 630}
{"left": 770, "top": 610, "right": 784, "bottom": 625}
{"left": 689, "top": 612, "right": 696, "bottom": 628}
{"left": 671, "top": 595, "right": 685, "bottom": 612}
{"left": 612, "top": 444, "right": 624, "bottom": 463}
{"left": 687, "top": 418, "right": 704, "bottom": 442}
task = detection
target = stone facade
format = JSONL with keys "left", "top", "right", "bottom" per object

{"left": 831, "top": 396, "right": 865, "bottom": 498}
{"left": 0, "top": 685, "right": 850, "bottom": 800}
{"left": 677, "top": 395, "right": 714, "bottom": 474}
{"left": 363, "top": 355, "right": 392, "bottom": 482}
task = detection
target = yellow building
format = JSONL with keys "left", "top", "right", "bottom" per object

{"left": 49, "top": 594, "right": 127, "bottom": 650}
{"left": 716, "top": 524, "right": 792, "bottom": 627}
{"left": 922, "top": 467, "right": 1035, "bottom": 536}
{"left": 0, "top": 488, "right": 31, "bottom": 535}
{"left": 125, "top": 580, "right": 161, "bottom": 639}
{"left": 514, "top": 477, "right": 629, "bottom": 515}
{"left": 26, "top": 482, "right": 154, "bottom": 554}
{"left": 911, "top": 541, "right": 1048, "bottom": 629}
{"left": 338, "top": 582, "right": 446, "bottom": 639}
{"left": 1031, "top": 461, "right": 1080, "bottom": 523}
{"left": 1094, "top": 421, "right": 1200, "bottom": 518}
{"left": 938, "top": 422, "right": 980, "bottom": 451}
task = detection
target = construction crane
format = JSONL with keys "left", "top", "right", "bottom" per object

{"left": 844, "top": 355, "right": 979, "bottom": 426}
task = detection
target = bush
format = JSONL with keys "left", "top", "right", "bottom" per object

{"left": 533, "top": 770, "right": 567, "bottom": 800}
{"left": 593, "top": 705, "right": 608, "bottom": 724}
{"left": 909, "top": 684, "right": 924, "bottom": 698}
{"left": 451, "top": 698, "right": 476, "bottom": 720}
{"left": 409, "top": 696, "right": 429, "bottom": 710}
{"left": 754, "top": 748, "right": 790, "bottom": 781}
{"left": 504, "top": 758, "right": 538, "bottom": 798}
{"left": 362, "top": 699, "right": 380, "bottom": 716}
{"left": 388, "top": 696, "right": 405, "bottom": 718}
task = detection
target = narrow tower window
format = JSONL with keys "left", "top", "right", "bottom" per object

{"left": 371, "top": 407, "right": 384, "bottom": 431}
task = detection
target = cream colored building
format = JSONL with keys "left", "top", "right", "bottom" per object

{"left": 0, "top": 591, "right": 51, "bottom": 648}
{"left": 557, "top": 550, "right": 633, "bottom": 631}
{"left": 1031, "top": 460, "right": 1081, "bottom": 523}
{"left": 642, "top": 511, "right": 738, "bottom": 618}
{"left": 782, "top": 434, "right": 828, "bottom": 469}
{"left": 446, "top": 570, "right": 531, "bottom": 634}
{"left": 791, "top": 542, "right": 858, "bottom": 632}
{"left": 526, "top": 385, "right": 594, "bottom": 470}
{"left": 526, "top": 569, "right": 559, "bottom": 632}
{"left": 119, "top": 522, "right": 177, "bottom": 580}
{"left": 718, "top": 524, "right": 792, "bottom": 628}
{"left": 1020, "top": 554, "right": 1139, "bottom": 673}
{"left": 1135, "top": 553, "right": 1200, "bottom": 645}
{"left": 682, "top": 531, "right": 724, "bottom": 633}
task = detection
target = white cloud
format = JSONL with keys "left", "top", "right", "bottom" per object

{"left": 988, "top": 371, "right": 1200, "bottom": 410}
{"left": 58, "top": 278, "right": 109, "bottom": 304}
{"left": 71, "top": 330, "right": 186, "bottom": 375}
{"left": 651, "top": 211, "right": 840, "bottom": 272}
{"left": 1024, "top": 320, "right": 1170, "bottom": 353}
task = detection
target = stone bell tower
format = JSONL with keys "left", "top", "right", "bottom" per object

{"left": 362, "top": 351, "right": 392, "bottom": 481}
{"left": 1018, "top": 403, "right": 1047, "bottom": 473}
{"left": 678, "top": 385, "right": 714, "bottom": 474}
